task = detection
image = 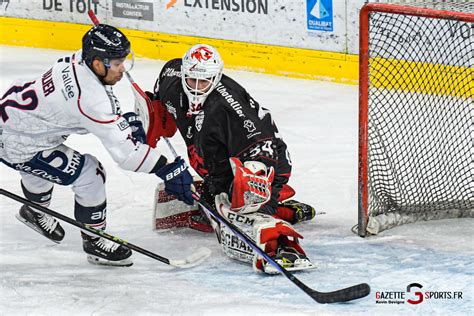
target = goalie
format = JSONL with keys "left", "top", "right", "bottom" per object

{"left": 147, "top": 44, "right": 316, "bottom": 273}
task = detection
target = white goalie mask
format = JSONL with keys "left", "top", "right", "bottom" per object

{"left": 181, "top": 44, "right": 224, "bottom": 115}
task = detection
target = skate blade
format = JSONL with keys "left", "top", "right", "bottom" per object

{"left": 86, "top": 255, "right": 133, "bottom": 267}
{"left": 263, "top": 259, "right": 317, "bottom": 275}
{"left": 15, "top": 213, "right": 61, "bottom": 244}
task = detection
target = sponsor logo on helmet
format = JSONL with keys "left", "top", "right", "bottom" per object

{"left": 191, "top": 46, "right": 213, "bottom": 62}
{"left": 188, "top": 64, "right": 207, "bottom": 74}
{"left": 95, "top": 31, "right": 121, "bottom": 47}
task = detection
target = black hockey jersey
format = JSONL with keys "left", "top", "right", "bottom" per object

{"left": 153, "top": 59, "right": 291, "bottom": 213}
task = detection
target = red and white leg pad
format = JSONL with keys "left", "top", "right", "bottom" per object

{"left": 153, "top": 177, "right": 212, "bottom": 232}
{"left": 214, "top": 193, "right": 315, "bottom": 274}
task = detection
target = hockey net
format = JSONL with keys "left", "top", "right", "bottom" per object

{"left": 358, "top": 2, "right": 473, "bottom": 236}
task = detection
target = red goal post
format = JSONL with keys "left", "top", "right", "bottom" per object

{"left": 358, "top": 3, "right": 473, "bottom": 237}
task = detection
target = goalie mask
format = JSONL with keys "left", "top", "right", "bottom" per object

{"left": 181, "top": 44, "right": 224, "bottom": 115}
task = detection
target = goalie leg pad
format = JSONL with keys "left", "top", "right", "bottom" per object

{"left": 153, "top": 177, "right": 213, "bottom": 232}
{"left": 215, "top": 193, "right": 314, "bottom": 274}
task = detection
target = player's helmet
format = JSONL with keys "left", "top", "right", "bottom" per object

{"left": 181, "top": 44, "right": 224, "bottom": 114}
{"left": 82, "top": 24, "right": 131, "bottom": 69}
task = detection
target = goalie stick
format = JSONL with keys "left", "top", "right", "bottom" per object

{"left": 0, "top": 188, "right": 210, "bottom": 268}
{"left": 161, "top": 138, "right": 370, "bottom": 304}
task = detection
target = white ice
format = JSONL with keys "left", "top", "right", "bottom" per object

{"left": 0, "top": 46, "right": 472, "bottom": 315}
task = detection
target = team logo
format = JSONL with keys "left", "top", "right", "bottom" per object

{"left": 117, "top": 120, "right": 129, "bottom": 131}
{"left": 195, "top": 111, "right": 205, "bottom": 131}
{"left": 186, "top": 126, "right": 193, "bottom": 139}
{"left": 243, "top": 119, "right": 256, "bottom": 132}
{"left": 191, "top": 46, "right": 213, "bottom": 62}
{"left": 165, "top": 100, "right": 177, "bottom": 119}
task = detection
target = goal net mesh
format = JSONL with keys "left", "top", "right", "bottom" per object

{"left": 363, "top": 2, "right": 473, "bottom": 234}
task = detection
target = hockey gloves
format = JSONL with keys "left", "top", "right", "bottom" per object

{"left": 123, "top": 112, "right": 146, "bottom": 144}
{"left": 155, "top": 157, "right": 194, "bottom": 205}
{"left": 229, "top": 157, "right": 274, "bottom": 214}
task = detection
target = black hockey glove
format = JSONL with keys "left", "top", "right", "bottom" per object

{"left": 155, "top": 157, "right": 194, "bottom": 205}
{"left": 123, "top": 112, "right": 146, "bottom": 143}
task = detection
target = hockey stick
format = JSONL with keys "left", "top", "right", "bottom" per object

{"left": 0, "top": 188, "right": 210, "bottom": 268}
{"left": 161, "top": 138, "right": 370, "bottom": 304}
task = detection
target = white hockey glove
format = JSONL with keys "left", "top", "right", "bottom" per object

{"left": 215, "top": 193, "right": 312, "bottom": 274}
{"left": 228, "top": 157, "right": 274, "bottom": 214}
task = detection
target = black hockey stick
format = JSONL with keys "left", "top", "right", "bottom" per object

{"left": 193, "top": 192, "right": 370, "bottom": 304}
{"left": 0, "top": 188, "right": 210, "bottom": 268}
{"left": 161, "top": 138, "right": 370, "bottom": 303}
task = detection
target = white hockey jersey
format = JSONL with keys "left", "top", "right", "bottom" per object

{"left": 0, "top": 50, "right": 163, "bottom": 173}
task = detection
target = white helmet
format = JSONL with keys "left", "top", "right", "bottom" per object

{"left": 181, "top": 44, "right": 224, "bottom": 114}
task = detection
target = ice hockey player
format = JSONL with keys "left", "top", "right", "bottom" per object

{"left": 0, "top": 24, "right": 193, "bottom": 267}
{"left": 149, "top": 44, "right": 316, "bottom": 273}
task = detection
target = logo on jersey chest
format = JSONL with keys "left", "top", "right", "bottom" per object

{"left": 243, "top": 119, "right": 256, "bottom": 132}
{"left": 216, "top": 83, "right": 245, "bottom": 118}
{"left": 162, "top": 68, "right": 181, "bottom": 78}
{"left": 165, "top": 100, "right": 177, "bottom": 119}
{"left": 195, "top": 111, "right": 204, "bottom": 131}
{"left": 186, "top": 126, "right": 193, "bottom": 139}
{"left": 60, "top": 66, "right": 75, "bottom": 100}
{"left": 106, "top": 88, "right": 121, "bottom": 114}
{"left": 117, "top": 120, "right": 130, "bottom": 131}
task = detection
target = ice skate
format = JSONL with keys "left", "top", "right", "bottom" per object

{"left": 82, "top": 233, "right": 133, "bottom": 267}
{"left": 279, "top": 200, "right": 316, "bottom": 224}
{"left": 263, "top": 246, "right": 316, "bottom": 275}
{"left": 16, "top": 205, "right": 65, "bottom": 243}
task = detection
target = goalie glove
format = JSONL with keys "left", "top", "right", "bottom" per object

{"left": 229, "top": 157, "right": 275, "bottom": 214}
{"left": 215, "top": 193, "right": 313, "bottom": 274}
{"left": 133, "top": 91, "right": 177, "bottom": 148}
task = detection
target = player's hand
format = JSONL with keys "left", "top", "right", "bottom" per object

{"left": 123, "top": 112, "right": 146, "bottom": 143}
{"left": 155, "top": 157, "right": 194, "bottom": 205}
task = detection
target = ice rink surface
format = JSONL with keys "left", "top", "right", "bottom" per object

{"left": 0, "top": 46, "right": 472, "bottom": 315}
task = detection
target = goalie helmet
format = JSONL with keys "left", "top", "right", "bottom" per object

{"left": 82, "top": 24, "right": 131, "bottom": 69}
{"left": 181, "top": 44, "right": 224, "bottom": 114}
